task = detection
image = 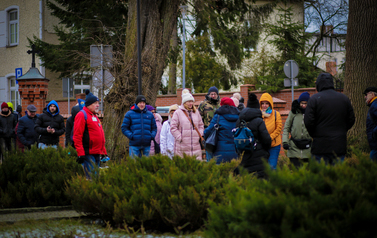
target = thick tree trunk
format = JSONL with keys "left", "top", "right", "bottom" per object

{"left": 344, "top": 0, "right": 377, "bottom": 148}
{"left": 168, "top": 20, "right": 178, "bottom": 94}
{"left": 103, "top": 0, "right": 180, "bottom": 159}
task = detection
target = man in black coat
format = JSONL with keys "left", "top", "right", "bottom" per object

{"left": 34, "top": 100, "right": 65, "bottom": 149}
{"left": 234, "top": 93, "right": 271, "bottom": 178}
{"left": 17, "top": 104, "right": 39, "bottom": 150}
{"left": 0, "top": 102, "right": 17, "bottom": 158}
{"left": 304, "top": 73, "right": 355, "bottom": 164}
{"left": 65, "top": 105, "right": 80, "bottom": 148}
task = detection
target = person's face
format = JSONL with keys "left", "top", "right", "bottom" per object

{"left": 49, "top": 104, "right": 57, "bottom": 113}
{"left": 137, "top": 101, "right": 146, "bottom": 110}
{"left": 209, "top": 92, "right": 218, "bottom": 100}
{"left": 300, "top": 101, "right": 308, "bottom": 109}
{"left": 169, "top": 110, "right": 176, "bottom": 117}
{"left": 184, "top": 101, "right": 194, "bottom": 109}
{"left": 27, "top": 110, "right": 36, "bottom": 118}
{"left": 261, "top": 101, "right": 270, "bottom": 110}
{"left": 87, "top": 101, "right": 100, "bottom": 113}
{"left": 2, "top": 107, "right": 9, "bottom": 113}
{"left": 365, "top": 91, "right": 376, "bottom": 104}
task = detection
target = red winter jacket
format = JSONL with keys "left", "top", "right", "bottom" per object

{"left": 73, "top": 107, "right": 107, "bottom": 157}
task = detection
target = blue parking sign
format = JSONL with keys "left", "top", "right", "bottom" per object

{"left": 15, "top": 68, "right": 22, "bottom": 79}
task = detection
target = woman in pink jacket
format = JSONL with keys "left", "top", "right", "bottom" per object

{"left": 170, "top": 89, "right": 204, "bottom": 161}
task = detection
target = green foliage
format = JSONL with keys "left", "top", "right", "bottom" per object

{"left": 252, "top": 5, "right": 320, "bottom": 92}
{"left": 66, "top": 154, "right": 238, "bottom": 232}
{"left": 0, "top": 147, "right": 83, "bottom": 208}
{"left": 205, "top": 153, "right": 377, "bottom": 237}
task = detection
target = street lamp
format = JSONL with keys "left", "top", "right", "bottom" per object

{"left": 180, "top": 5, "right": 188, "bottom": 89}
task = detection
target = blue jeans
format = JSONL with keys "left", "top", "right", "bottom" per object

{"left": 370, "top": 150, "right": 377, "bottom": 162}
{"left": 129, "top": 145, "right": 150, "bottom": 158}
{"left": 313, "top": 154, "right": 345, "bottom": 165}
{"left": 268, "top": 145, "right": 281, "bottom": 170}
{"left": 38, "top": 143, "right": 58, "bottom": 149}
{"left": 82, "top": 154, "right": 100, "bottom": 180}
{"left": 206, "top": 151, "right": 213, "bottom": 162}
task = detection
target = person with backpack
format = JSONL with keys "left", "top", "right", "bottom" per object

{"left": 34, "top": 100, "right": 65, "bottom": 149}
{"left": 160, "top": 104, "right": 179, "bottom": 159}
{"left": 204, "top": 97, "right": 240, "bottom": 164}
{"left": 260, "top": 92, "right": 283, "bottom": 169}
{"left": 171, "top": 89, "right": 204, "bottom": 161}
{"left": 282, "top": 92, "right": 312, "bottom": 168}
{"left": 234, "top": 93, "right": 271, "bottom": 178}
{"left": 17, "top": 104, "right": 39, "bottom": 151}
{"left": 73, "top": 90, "right": 107, "bottom": 179}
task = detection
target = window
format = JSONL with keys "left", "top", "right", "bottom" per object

{"left": 9, "top": 76, "right": 21, "bottom": 109}
{"left": 8, "top": 9, "right": 18, "bottom": 46}
{"left": 74, "top": 78, "right": 91, "bottom": 95}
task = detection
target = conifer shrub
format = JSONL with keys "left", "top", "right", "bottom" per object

{"left": 66, "top": 154, "right": 238, "bottom": 231}
{"left": 205, "top": 152, "right": 377, "bottom": 238}
{"left": 0, "top": 146, "right": 83, "bottom": 208}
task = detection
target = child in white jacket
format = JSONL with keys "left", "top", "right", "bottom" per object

{"left": 160, "top": 104, "right": 179, "bottom": 159}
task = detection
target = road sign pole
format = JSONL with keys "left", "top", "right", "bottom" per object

{"left": 290, "top": 60, "right": 294, "bottom": 102}
{"left": 68, "top": 78, "right": 70, "bottom": 115}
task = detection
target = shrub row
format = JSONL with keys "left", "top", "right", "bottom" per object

{"left": 205, "top": 151, "right": 377, "bottom": 238}
{"left": 66, "top": 154, "right": 239, "bottom": 232}
{"left": 0, "top": 147, "right": 83, "bottom": 208}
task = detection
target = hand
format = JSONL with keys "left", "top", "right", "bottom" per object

{"left": 76, "top": 156, "right": 85, "bottom": 164}
{"left": 283, "top": 143, "right": 289, "bottom": 150}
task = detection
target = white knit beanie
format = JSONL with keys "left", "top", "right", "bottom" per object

{"left": 181, "top": 89, "right": 195, "bottom": 104}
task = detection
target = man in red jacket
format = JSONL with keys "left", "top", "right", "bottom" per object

{"left": 73, "top": 90, "right": 107, "bottom": 179}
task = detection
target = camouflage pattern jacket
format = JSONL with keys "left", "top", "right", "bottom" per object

{"left": 198, "top": 94, "right": 220, "bottom": 127}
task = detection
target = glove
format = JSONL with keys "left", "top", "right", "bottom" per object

{"left": 76, "top": 156, "right": 85, "bottom": 164}
{"left": 283, "top": 143, "right": 289, "bottom": 150}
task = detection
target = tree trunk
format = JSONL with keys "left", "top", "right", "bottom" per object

{"left": 168, "top": 20, "right": 178, "bottom": 94}
{"left": 344, "top": 0, "right": 377, "bottom": 148}
{"left": 103, "top": 0, "right": 180, "bottom": 159}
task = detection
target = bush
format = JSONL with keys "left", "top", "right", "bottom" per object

{"left": 205, "top": 152, "right": 377, "bottom": 238}
{"left": 0, "top": 146, "right": 83, "bottom": 208}
{"left": 66, "top": 154, "right": 238, "bottom": 232}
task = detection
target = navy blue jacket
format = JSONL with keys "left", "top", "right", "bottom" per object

{"left": 204, "top": 105, "right": 239, "bottom": 164}
{"left": 34, "top": 100, "right": 65, "bottom": 145}
{"left": 367, "top": 98, "right": 377, "bottom": 150}
{"left": 121, "top": 104, "right": 157, "bottom": 147}
{"left": 17, "top": 114, "right": 39, "bottom": 147}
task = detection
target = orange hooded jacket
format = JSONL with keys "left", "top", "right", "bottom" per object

{"left": 259, "top": 93, "right": 282, "bottom": 147}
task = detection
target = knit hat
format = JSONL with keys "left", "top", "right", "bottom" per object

{"left": 239, "top": 97, "right": 244, "bottom": 103}
{"left": 7, "top": 102, "right": 14, "bottom": 111}
{"left": 85, "top": 89, "right": 99, "bottom": 107}
{"left": 231, "top": 97, "right": 239, "bottom": 107}
{"left": 182, "top": 89, "right": 195, "bottom": 104}
{"left": 1, "top": 102, "right": 8, "bottom": 110}
{"left": 232, "top": 93, "right": 241, "bottom": 100}
{"left": 208, "top": 86, "right": 219, "bottom": 95}
{"left": 78, "top": 99, "right": 85, "bottom": 110}
{"left": 169, "top": 104, "right": 179, "bottom": 113}
{"left": 221, "top": 97, "right": 236, "bottom": 107}
{"left": 16, "top": 105, "right": 22, "bottom": 113}
{"left": 247, "top": 93, "right": 260, "bottom": 109}
{"left": 146, "top": 105, "right": 155, "bottom": 112}
{"left": 135, "top": 95, "right": 147, "bottom": 105}
{"left": 298, "top": 92, "right": 310, "bottom": 103}
{"left": 363, "top": 87, "right": 377, "bottom": 95}
{"left": 26, "top": 104, "right": 37, "bottom": 112}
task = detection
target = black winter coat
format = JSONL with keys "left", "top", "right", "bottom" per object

{"left": 304, "top": 73, "right": 355, "bottom": 155}
{"left": 65, "top": 105, "right": 80, "bottom": 147}
{"left": 35, "top": 108, "right": 65, "bottom": 145}
{"left": 234, "top": 107, "right": 271, "bottom": 178}
{"left": 17, "top": 114, "right": 39, "bottom": 147}
{"left": 0, "top": 110, "right": 17, "bottom": 138}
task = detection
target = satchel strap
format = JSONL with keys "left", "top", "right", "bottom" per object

{"left": 182, "top": 110, "right": 204, "bottom": 141}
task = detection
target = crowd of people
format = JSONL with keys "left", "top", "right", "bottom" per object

{"left": 1, "top": 73, "right": 376, "bottom": 179}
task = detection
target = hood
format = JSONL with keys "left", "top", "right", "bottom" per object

{"left": 316, "top": 73, "right": 334, "bottom": 92}
{"left": 71, "top": 105, "right": 81, "bottom": 120}
{"left": 131, "top": 104, "right": 147, "bottom": 113}
{"left": 238, "top": 107, "right": 262, "bottom": 122}
{"left": 0, "top": 109, "right": 11, "bottom": 117}
{"left": 46, "top": 100, "right": 60, "bottom": 116}
{"left": 259, "top": 93, "right": 274, "bottom": 109}
{"left": 205, "top": 94, "right": 220, "bottom": 105}
{"left": 7, "top": 102, "right": 14, "bottom": 111}
{"left": 154, "top": 112, "right": 162, "bottom": 122}
{"left": 215, "top": 105, "right": 239, "bottom": 122}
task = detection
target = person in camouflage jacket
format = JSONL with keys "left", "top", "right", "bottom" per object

{"left": 198, "top": 86, "right": 221, "bottom": 128}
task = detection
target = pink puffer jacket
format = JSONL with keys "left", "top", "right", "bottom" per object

{"left": 150, "top": 113, "right": 162, "bottom": 155}
{"left": 170, "top": 106, "right": 204, "bottom": 161}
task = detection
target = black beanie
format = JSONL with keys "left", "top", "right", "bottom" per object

{"left": 85, "top": 89, "right": 99, "bottom": 107}
{"left": 135, "top": 95, "right": 147, "bottom": 105}
{"left": 247, "top": 93, "right": 260, "bottom": 109}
